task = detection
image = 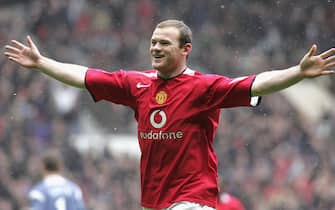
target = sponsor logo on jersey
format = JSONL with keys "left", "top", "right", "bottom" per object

{"left": 140, "top": 130, "right": 183, "bottom": 140}
{"left": 140, "top": 109, "right": 183, "bottom": 140}
{"left": 136, "top": 82, "right": 151, "bottom": 88}
{"left": 155, "top": 91, "right": 167, "bottom": 104}
{"left": 150, "top": 110, "right": 166, "bottom": 128}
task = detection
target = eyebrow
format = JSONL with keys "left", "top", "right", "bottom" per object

{"left": 151, "top": 38, "right": 172, "bottom": 43}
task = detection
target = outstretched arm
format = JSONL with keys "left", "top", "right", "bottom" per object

{"left": 251, "top": 45, "right": 335, "bottom": 96}
{"left": 4, "top": 36, "right": 87, "bottom": 88}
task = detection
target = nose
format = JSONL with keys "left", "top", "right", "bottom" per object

{"left": 151, "top": 43, "right": 162, "bottom": 52}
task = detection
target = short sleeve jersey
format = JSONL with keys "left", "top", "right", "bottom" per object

{"left": 85, "top": 68, "right": 259, "bottom": 209}
{"left": 28, "top": 175, "right": 86, "bottom": 210}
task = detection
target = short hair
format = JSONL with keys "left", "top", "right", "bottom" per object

{"left": 156, "top": 19, "right": 192, "bottom": 48}
{"left": 42, "top": 151, "right": 62, "bottom": 172}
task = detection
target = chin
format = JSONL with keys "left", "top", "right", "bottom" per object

{"left": 152, "top": 63, "right": 163, "bottom": 71}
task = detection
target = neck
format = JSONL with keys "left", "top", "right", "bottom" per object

{"left": 157, "top": 66, "right": 187, "bottom": 79}
{"left": 44, "top": 171, "right": 60, "bottom": 177}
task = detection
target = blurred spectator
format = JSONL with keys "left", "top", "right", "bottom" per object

{"left": 27, "top": 150, "right": 86, "bottom": 210}
{"left": 218, "top": 193, "right": 245, "bottom": 210}
{"left": 217, "top": 180, "right": 245, "bottom": 210}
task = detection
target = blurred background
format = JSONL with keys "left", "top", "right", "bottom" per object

{"left": 0, "top": 0, "right": 335, "bottom": 209}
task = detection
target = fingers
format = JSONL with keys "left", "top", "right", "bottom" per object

{"left": 26, "top": 35, "right": 36, "bottom": 49}
{"left": 307, "top": 44, "right": 317, "bottom": 57}
{"left": 7, "top": 57, "right": 20, "bottom": 64}
{"left": 4, "top": 52, "right": 20, "bottom": 63}
{"left": 5, "top": 53, "right": 19, "bottom": 60}
{"left": 324, "top": 62, "right": 335, "bottom": 69}
{"left": 321, "top": 70, "right": 334, "bottom": 75}
{"left": 4, "top": 45, "right": 21, "bottom": 54}
{"left": 11, "top": 40, "right": 26, "bottom": 50}
{"left": 4, "top": 52, "right": 19, "bottom": 58}
{"left": 325, "top": 55, "right": 335, "bottom": 64}
{"left": 320, "top": 48, "right": 335, "bottom": 59}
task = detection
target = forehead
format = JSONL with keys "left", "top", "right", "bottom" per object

{"left": 151, "top": 27, "right": 180, "bottom": 41}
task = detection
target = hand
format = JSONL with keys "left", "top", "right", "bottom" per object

{"left": 4, "top": 35, "right": 42, "bottom": 69}
{"left": 299, "top": 44, "right": 335, "bottom": 78}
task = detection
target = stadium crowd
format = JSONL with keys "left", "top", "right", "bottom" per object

{"left": 0, "top": 0, "right": 334, "bottom": 209}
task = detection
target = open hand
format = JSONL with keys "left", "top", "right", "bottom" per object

{"left": 4, "top": 35, "right": 41, "bottom": 69}
{"left": 299, "top": 45, "right": 335, "bottom": 78}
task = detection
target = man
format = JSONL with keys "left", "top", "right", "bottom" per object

{"left": 4, "top": 20, "right": 335, "bottom": 210}
{"left": 28, "top": 151, "right": 86, "bottom": 210}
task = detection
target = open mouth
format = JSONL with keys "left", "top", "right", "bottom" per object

{"left": 153, "top": 54, "right": 164, "bottom": 59}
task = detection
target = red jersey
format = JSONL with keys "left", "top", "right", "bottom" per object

{"left": 217, "top": 193, "right": 245, "bottom": 210}
{"left": 85, "top": 68, "right": 259, "bottom": 209}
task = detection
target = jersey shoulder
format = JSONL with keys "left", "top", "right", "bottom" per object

{"left": 123, "top": 69, "right": 158, "bottom": 87}
{"left": 126, "top": 69, "right": 158, "bottom": 79}
{"left": 180, "top": 68, "right": 231, "bottom": 87}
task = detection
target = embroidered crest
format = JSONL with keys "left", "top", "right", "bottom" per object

{"left": 155, "top": 91, "right": 167, "bottom": 104}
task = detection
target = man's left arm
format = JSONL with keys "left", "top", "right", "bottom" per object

{"left": 251, "top": 45, "right": 335, "bottom": 96}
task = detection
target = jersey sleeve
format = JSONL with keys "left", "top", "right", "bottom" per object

{"left": 206, "top": 75, "right": 261, "bottom": 108}
{"left": 85, "top": 69, "right": 136, "bottom": 107}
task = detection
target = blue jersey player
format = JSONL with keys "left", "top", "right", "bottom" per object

{"left": 28, "top": 152, "right": 86, "bottom": 210}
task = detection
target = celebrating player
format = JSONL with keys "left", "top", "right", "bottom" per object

{"left": 28, "top": 151, "right": 86, "bottom": 210}
{"left": 4, "top": 19, "right": 335, "bottom": 210}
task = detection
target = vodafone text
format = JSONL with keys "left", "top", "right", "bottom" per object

{"left": 140, "top": 130, "right": 183, "bottom": 140}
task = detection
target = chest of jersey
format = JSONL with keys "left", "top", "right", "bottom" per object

{"left": 136, "top": 78, "right": 206, "bottom": 132}
{"left": 133, "top": 76, "right": 215, "bottom": 161}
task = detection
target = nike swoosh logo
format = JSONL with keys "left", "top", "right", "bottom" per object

{"left": 228, "top": 76, "right": 247, "bottom": 85}
{"left": 136, "top": 83, "right": 151, "bottom": 88}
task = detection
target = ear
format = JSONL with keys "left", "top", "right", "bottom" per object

{"left": 182, "top": 43, "right": 192, "bottom": 56}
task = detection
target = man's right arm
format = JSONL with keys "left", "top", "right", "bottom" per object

{"left": 36, "top": 56, "right": 87, "bottom": 88}
{"left": 4, "top": 36, "right": 88, "bottom": 89}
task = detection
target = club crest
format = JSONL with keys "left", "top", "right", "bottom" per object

{"left": 155, "top": 91, "right": 167, "bottom": 104}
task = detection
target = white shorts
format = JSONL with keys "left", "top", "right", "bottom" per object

{"left": 142, "top": 201, "right": 215, "bottom": 210}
